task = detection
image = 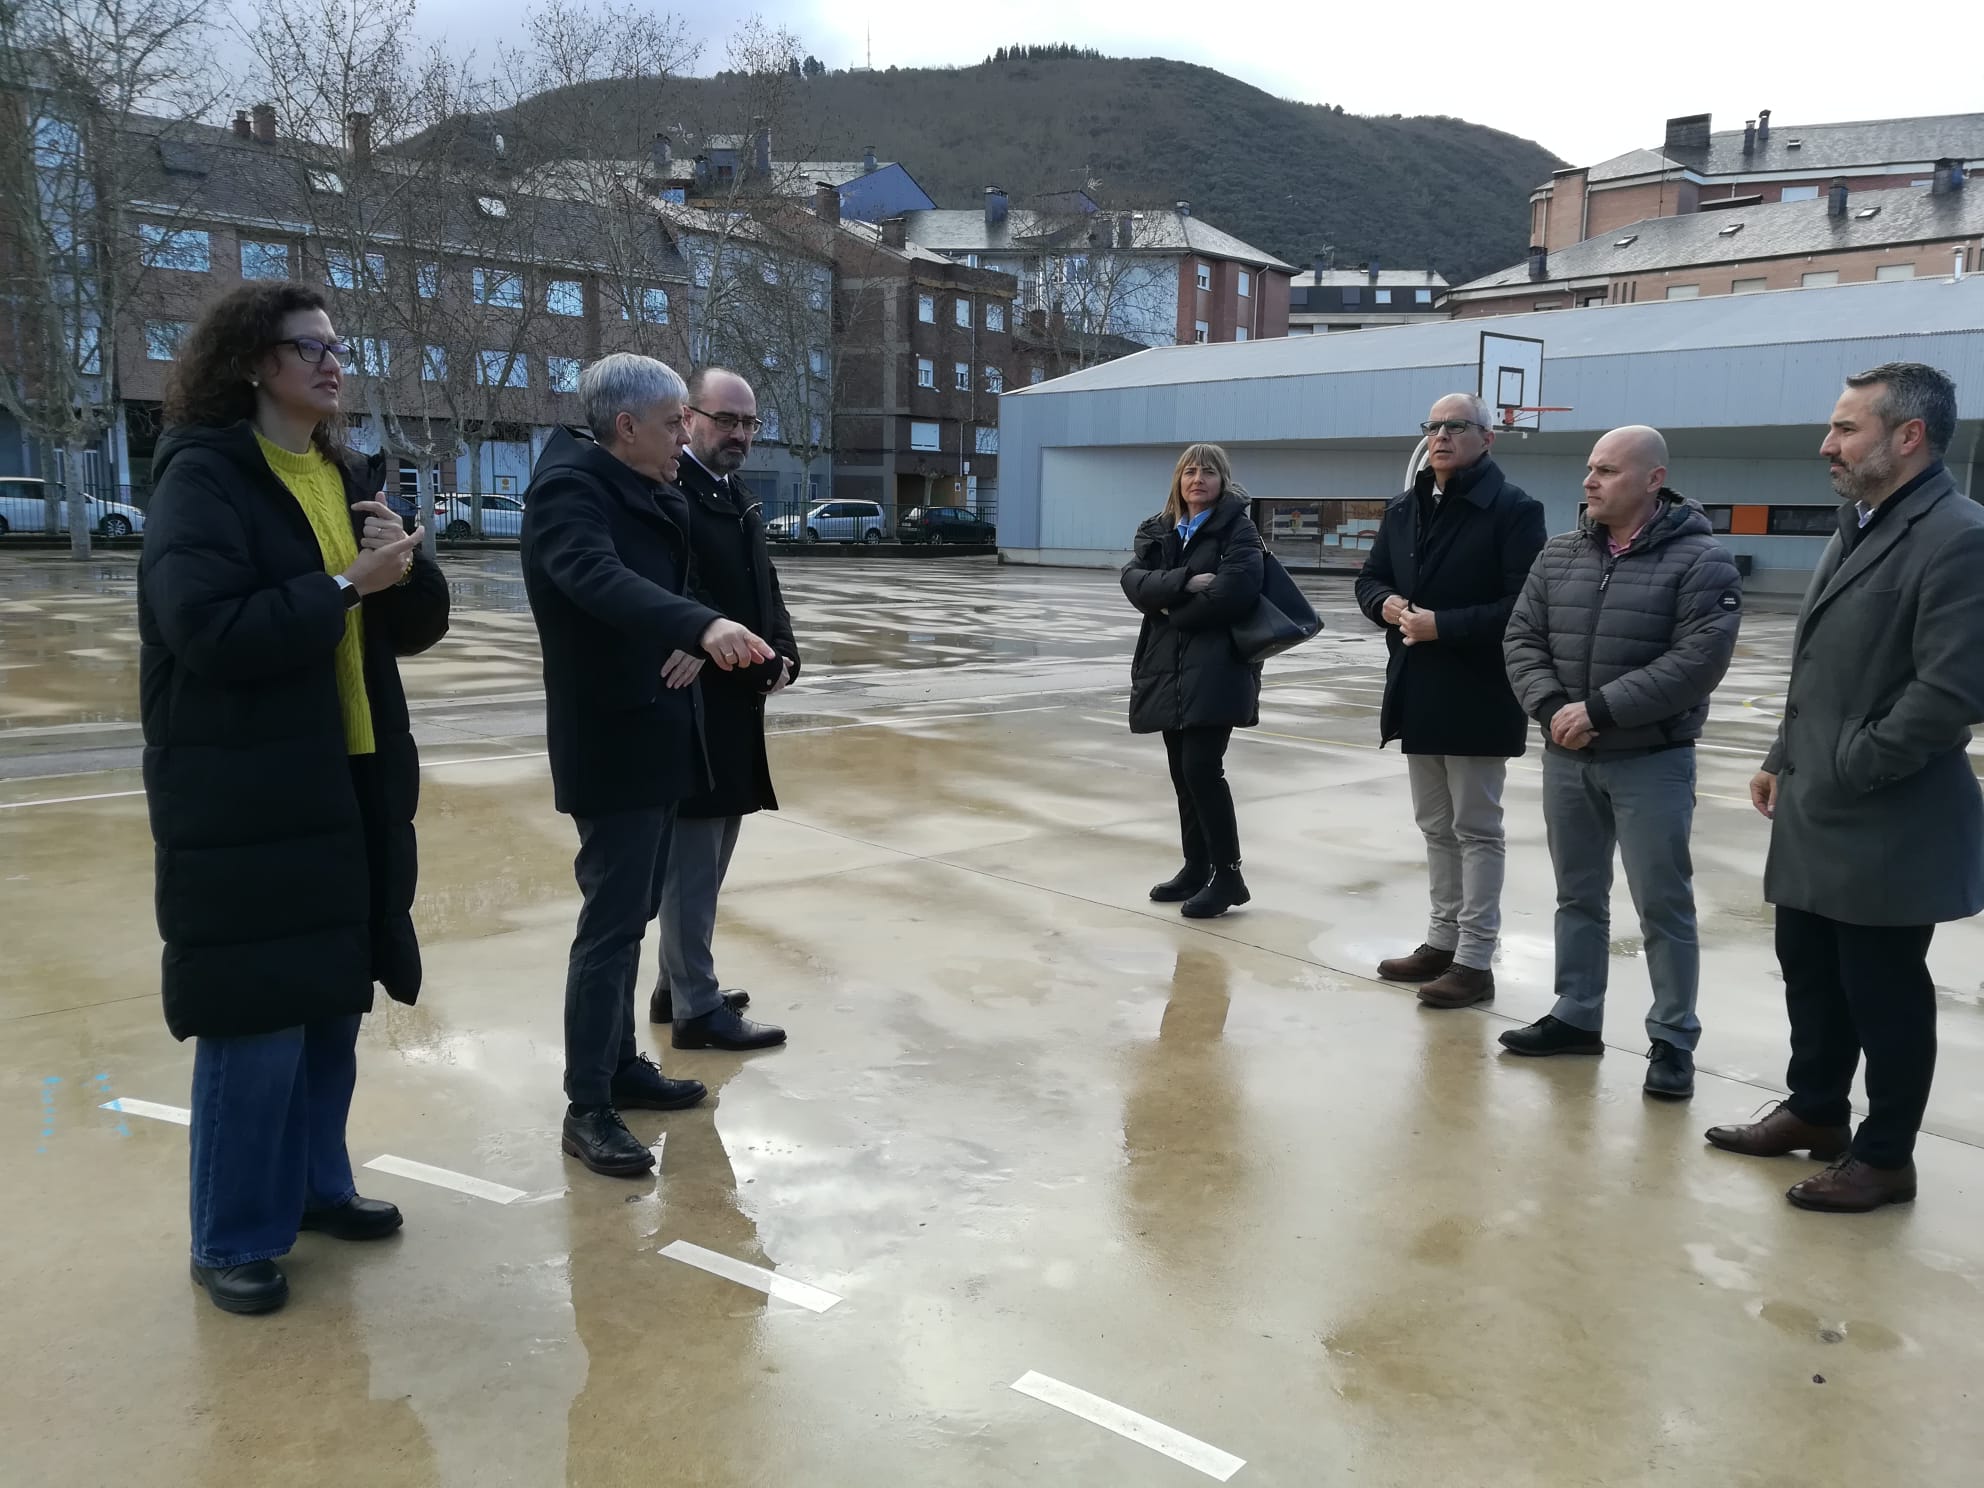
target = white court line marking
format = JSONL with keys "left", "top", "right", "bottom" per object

{"left": 100, "top": 1097, "right": 190, "bottom": 1125}
{"left": 1, "top": 789, "right": 145, "bottom": 810}
{"left": 1010, "top": 1371, "right": 1246, "bottom": 1482}
{"left": 658, "top": 1239, "right": 842, "bottom": 1312}
{"left": 0, "top": 750, "right": 552, "bottom": 811}
{"left": 363, "top": 1154, "right": 526, "bottom": 1205}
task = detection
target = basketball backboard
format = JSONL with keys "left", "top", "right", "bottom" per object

{"left": 1478, "top": 331, "right": 1546, "bottom": 431}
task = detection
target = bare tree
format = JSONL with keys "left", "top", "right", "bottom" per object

{"left": 0, "top": 0, "right": 217, "bottom": 555}
{"left": 1033, "top": 206, "right": 1180, "bottom": 368}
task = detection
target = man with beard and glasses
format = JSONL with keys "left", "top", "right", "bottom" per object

{"left": 645, "top": 367, "right": 797, "bottom": 1052}
{"left": 1708, "top": 363, "right": 1984, "bottom": 1212}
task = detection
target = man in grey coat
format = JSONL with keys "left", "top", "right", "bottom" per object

{"left": 1503, "top": 426, "right": 1742, "bottom": 1098}
{"left": 1708, "top": 363, "right": 1984, "bottom": 1213}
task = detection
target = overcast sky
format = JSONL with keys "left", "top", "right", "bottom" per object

{"left": 234, "top": 0, "right": 1977, "bottom": 167}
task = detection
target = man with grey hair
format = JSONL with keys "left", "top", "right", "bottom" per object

{"left": 1358, "top": 392, "right": 1546, "bottom": 1009}
{"left": 522, "top": 352, "right": 776, "bottom": 1179}
{"left": 1710, "top": 363, "right": 1984, "bottom": 1212}
{"left": 1503, "top": 425, "right": 1741, "bottom": 1098}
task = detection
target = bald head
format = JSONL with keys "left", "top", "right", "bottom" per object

{"left": 1583, "top": 425, "right": 1669, "bottom": 537}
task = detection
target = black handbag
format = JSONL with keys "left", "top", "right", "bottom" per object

{"left": 1232, "top": 552, "right": 1323, "bottom": 663}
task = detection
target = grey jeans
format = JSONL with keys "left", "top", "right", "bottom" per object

{"left": 652, "top": 814, "right": 743, "bottom": 1021}
{"left": 1542, "top": 747, "right": 1702, "bottom": 1051}
{"left": 1406, "top": 754, "right": 1507, "bottom": 970}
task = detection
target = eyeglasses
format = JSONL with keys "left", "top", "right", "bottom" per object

{"left": 1420, "top": 419, "right": 1485, "bottom": 436}
{"left": 687, "top": 406, "right": 764, "bottom": 433}
{"left": 277, "top": 337, "right": 353, "bottom": 365}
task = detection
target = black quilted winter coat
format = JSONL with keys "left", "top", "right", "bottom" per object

{"left": 1121, "top": 494, "right": 1266, "bottom": 733}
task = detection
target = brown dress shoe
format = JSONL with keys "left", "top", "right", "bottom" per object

{"left": 1704, "top": 1101, "right": 1851, "bottom": 1160}
{"left": 1377, "top": 944, "right": 1454, "bottom": 982}
{"left": 1787, "top": 1156, "right": 1918, "bottom": 1213}
{"left": 1418, "top": 964, "right": 1494, "bottom": 1009}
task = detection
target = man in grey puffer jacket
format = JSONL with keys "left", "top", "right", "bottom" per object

{"left": 1502, "top": 425, "right": 1742, "bottom": 1098}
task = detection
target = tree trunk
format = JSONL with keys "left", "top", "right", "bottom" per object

{"left": 465, "top": 438, "right": 484, "bottom": 541}
{"left": 64, "top": 439, "right": 93, "bottom": 559}
{"left": 415, "top": 458, "right": 437, "bottom": 560}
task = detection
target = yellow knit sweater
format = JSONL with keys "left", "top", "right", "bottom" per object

{"left": 255, "top": 433, "right": 375, "bottom": 755}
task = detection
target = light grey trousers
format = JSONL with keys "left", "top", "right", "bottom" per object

{"left": 1406, "top": 754, "right": 1507, "bottom": 971}
{"left": 651, "top": 814, "right": 743, "bottom": 1021}
{"left": 1542, "top": 747, "right": 1702, "bottom": 1051}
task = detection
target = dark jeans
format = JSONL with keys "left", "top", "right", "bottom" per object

{"left": 566, "top": 807, "right": 674, "bottom": 1105}
{"left": 1163, "top": 726, "right": 1239, "bottom": 866}
{"left": 189, "top": 1013, "right": 361, "bottom": 1268}
{"left": 1777, "top": 906, "right": 1938, "bottom": 1167}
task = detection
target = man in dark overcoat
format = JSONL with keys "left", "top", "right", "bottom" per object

{"left": 646, "top": 367, "right": 797, "bottom": 1051}
{"left": 1356, "top": 393, "right": 1546, "bottom": 1009}
{"left": 1710, "top": 363, "right": 1984, "bottom": 1212}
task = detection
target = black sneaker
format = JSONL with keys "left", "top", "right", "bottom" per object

{"left": 1181, "top": 864, "right": 1251, "bottom": 919}
{"left": 1644, "top": 1039, "right": 1696, "bottom": 1100}
{"left": 561, "top": 1104, "right": 657, "bottom": 1177}
{"left": 1149, "top": 863, "right": 1212, "bottom": 903}
{"left": 609, "top": 1054, "right": 708, "bottom": 1111}
{"left": 1498, "top": 1015, "right": 1605, "bottom": 1057}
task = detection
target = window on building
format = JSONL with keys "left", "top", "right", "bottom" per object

{"left": 984, "top": 366, "right": 1004, "bottom": 393}
{"left": 1343, "top": 287, "right": 1363, "bottom": 306}
{"left": 810, "top": 414, "right": 824, "bottom": 446}
{"left": 760, "top": 260, "right": 780, "bottom": 286}
{"left": 954, "top": 361, "right": 971, "bottom": 390}
{"left": 144, "top": 320, "right": 189, "bottom": 361}
{"left": 1238, "top": 270, "right": 1252, "bottom": 298}
{"left": 1732, "top": 277, "right": 1768, "bottom": 294}
{"left": 547, "top": 279, "right": 583, "bottom": 316}
{"left": 239, "top": 240, "right": 289, "bottom": 281}
{"left": 910, "top": 420, "right": 941, "bottom": 451}
{"left": 918, "top": 293, "right": 935, "bottom": 322}
{"left": 626, "top": 286, "right": 668, "bottom": 323}
{"left": 761, "top": 407, "right": 782, "bottom": 441}
{"left": 473, "top": 268, "right": 523, "bottom": 308}
{"left": 1374, "top": 289, "right": 1392, "bottom": 304}
{"left": 1801, "top": 270, "right": 1840, "bottom": 287}
{"left": 475, "top": 350, "right": 527, "bottom": 388}
{"left": 1029, "top": 366, "right": 1045, "bottom": 385}
{"left": 327, "top": 249, "right": 386, "bottom": 292}
{"left": 476, "top": 195, "right": 508, "bottom": 218}
{"left": 307, "top": 168, "right": 344, "bottom": 195}
{"left": 809, "top": 268, "right": 830, "bottom": 310}
{"left": 1701, "top": 506, "right": 1734, "bottom": 535}
{"left": 1780, "top": 185, "right": 1820, "bottom": 202}
{"left": 353, "top": 337, "right": 389, "bottom": 376}
{"left": 1193, "top": 320, "right": 1209, "bottom": 343}
{"left": 1665, "top": 284, "right": 1701, "bottom": 300}
{"left": 140, "top": 225, "right": 210, "bottom": 272}
{"left": 416, "top": 263, "right": 439, "bottom": 299}
{"left": 1415, "top": 288, "right": 1433, "bottom": 304}
{"left": 808, "top": 346, "right": 826, "bottom": 376}
{"left": 1235, "top": 328, "right": 1249, "bottom": 342}
{"left": 1875, "top": 262, "right": 1917, "bottom": 282}
{"left": 986, "top": 302, "right": 1006, "bottom": 332}
{"left": 975, "top": 424, "right": 999, "bottom": 455}
{"left": 763, "top": 348, "right": 781, "bottom": 370}
{"left": 1768, "top": 506, "right": 1840, "bottom": 535}
{"left": 548, "top": 355, "right": 580, "bottom": 393}
{"left": 956, "top": 297, "right": 973, "bottom": 328}
{"left": 1195, "top": 263, "right": 1211, "bottom": 291}
{"left": 916, "top": 357, "right": 935, "bottom": 388}
{"left": 422, "top": 346, "right": 448, "bottom": 382}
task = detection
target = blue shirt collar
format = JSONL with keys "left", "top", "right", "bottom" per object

{"left": 1177, "top": 506, "right": 1213, "bottom": 542}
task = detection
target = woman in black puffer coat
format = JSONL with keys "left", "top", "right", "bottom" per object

{"left": 1121, "top": 443, "right": 1266, "bottom": 918}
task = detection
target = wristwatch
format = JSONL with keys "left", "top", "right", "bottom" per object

{"left": 332, "top": 574, "right": 363, "bottom": 611}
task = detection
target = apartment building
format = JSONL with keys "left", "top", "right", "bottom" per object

{"left": 1289, "top": 264, "right": 1450, "bottom": 332}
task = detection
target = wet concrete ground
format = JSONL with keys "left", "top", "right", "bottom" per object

{"left": 2, "top": 552, "right": 1981, "bottom": 1486}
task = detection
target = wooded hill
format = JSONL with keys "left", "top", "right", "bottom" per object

{"left": 496, "top": 54, "right": 1565, "bottom": 286}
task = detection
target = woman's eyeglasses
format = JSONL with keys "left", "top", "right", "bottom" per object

{"left": 687, "top": 406, "right": 765, "bottom": 433}
{"left": 277, "top": 337, "right": 353, "bottom": 365}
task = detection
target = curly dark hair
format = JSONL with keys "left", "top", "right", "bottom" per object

{"left": 162, "top": 282, "right": 349, "bottom": 459}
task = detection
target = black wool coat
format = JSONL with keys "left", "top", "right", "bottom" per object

{"left": 1353, "top": 456, "right": 1547, "bottom": 757}
{"left": 138, "top": 422, "right": 450, "bottom": 1040}
{"left": 521, "top": 429, "right": 721, "bottom": 819}
{"left": 1121, "top": 493, "right": 1266, "bottom": 733}
{"left": 673, "top": 454, "right": 802, "bottom": 820}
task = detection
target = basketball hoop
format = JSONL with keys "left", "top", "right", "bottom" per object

{"left": 1499, "top": 404, "right": 1572, "bottom": 429}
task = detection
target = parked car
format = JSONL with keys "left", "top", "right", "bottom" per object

{"left": 434, "top": 493, "right": 525, "bottom": 539}
{"left": 767, "top": 499, "right": 887, "bottom": 545}
{"left": 897, "top": 505, "right": 997, "bottom": 546}
{"left": 0, "top": 476, "right": 147, "bottom": 538}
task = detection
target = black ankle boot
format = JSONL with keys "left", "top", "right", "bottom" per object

{"left": 1181, "top": 863, "right": 1250, "bottom": 918}
{"left": 1150, "top": 862, "right": 1212, "bottom": 902}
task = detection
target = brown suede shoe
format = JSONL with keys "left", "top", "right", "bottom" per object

{"left": 1787, "top": 1156, "right": 1918, "bottom": 1213}
{"left": 1418, "top": 965, "right": 1494, "bottom": 1009}
{"left": 1704, "top": 1101, "right": 1852, "bottom": 1160}
{"left": 1377, "top": 944, "right": 1454, "bottom": 983}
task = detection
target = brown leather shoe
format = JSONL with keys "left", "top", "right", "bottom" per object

{"left": 1704, "top": 1101, "right": 1851, "bottom": 1160}
{"left": 1377, "top": 943, "right": 1454, "bottom": 982}
{"left": 1418, "top": 964, "right": 1494, "bottom": 1009}
{"left": 1787, "top": 1156, "right": 1918, "bottom": 1213}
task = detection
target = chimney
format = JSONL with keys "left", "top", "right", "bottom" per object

{"left": 1662, "top": 113, "right": 1711, "bottom": 152}
{"left": 879, "top": 216, "right": 906, "bottom": 250}
{"left": 1311, "top": 255, "right": 1325, "bottom": 283}
{"left": 1527, "top": 244, "right": 1548, "bottom": 281}
{"left": 1367, "top": 258, "right": 1381, "bottom": 283}
{"left": 862, "top": 145, "right": 878, "bottom": 174}
{"left": 1931, "top": 157, "right": 1965, "bottom": 195}
{"left": 1757, "top": 108, "right": 1772, "bottom": 144}
{"left": 814, "top": 180, "right": 841, "bottom": 224}
{"left": 1827, "top": 178, "right": 1849, "bottom": 217}
{"left": 1116, "top": 213, "right": 1134, "bottom": 249}
{"left": 984, "top": 186, "right": 1008, "bottom": 226}
{"left": 1742, "top": 119, "right": 1756, "bottom": 155}
{"left": 752, "top": 118, "right": 770, "bottom": 177}
{"left": 231, "top": 110, "right": 252, "bottom": 140}
{"left": 1175, "top": 200, "right": 1191, "bottom": 218}
{"left": 651, "top": 132, "right": 672, "bottom": 177}
{"left": 251, "top": 102, "right": 276, "bottom": 145}
{"left": 346, "top": 111, "right": 371, "bottom": 165}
